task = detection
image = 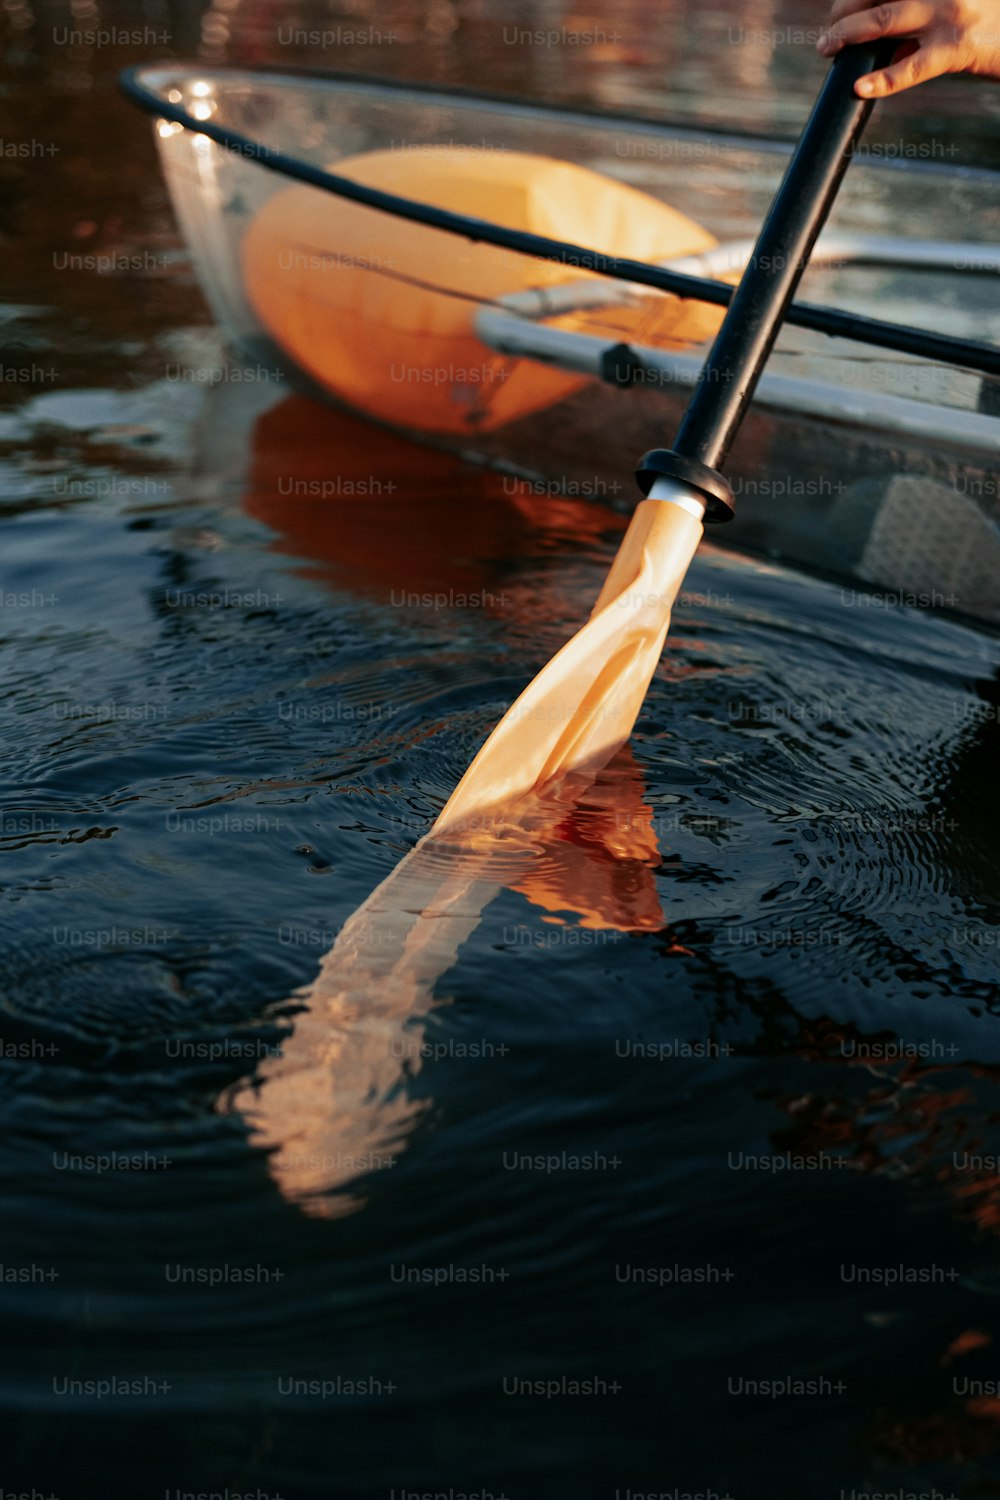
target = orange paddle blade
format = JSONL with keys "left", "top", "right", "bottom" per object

{"left": 433, "top": 498, "right": 703, "bottom": 837}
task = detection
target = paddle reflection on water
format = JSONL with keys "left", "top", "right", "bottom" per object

{"left": 225, "top": 753, "right": 668, "bottom": 1216}
{"left": 223, "top": 391, "right": 677, "bottom": 1215}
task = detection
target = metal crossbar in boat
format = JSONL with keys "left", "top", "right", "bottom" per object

{"left": 477, "top": 232, "right": 1000, "bottom": 453}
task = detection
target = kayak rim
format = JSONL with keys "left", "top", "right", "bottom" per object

{"left": 119, "top": 64, "right": 1000, "bottom": 379}
{"left": 119, "top": 64, "right": 1000, "bottom": 181}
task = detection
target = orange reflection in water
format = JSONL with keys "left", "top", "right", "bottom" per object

{"left": 244, "top": 394, "right": 622, "bottom": 607}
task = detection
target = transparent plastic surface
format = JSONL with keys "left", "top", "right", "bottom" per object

{"left": 132, "top": 68, "right": 1000, "bottom": 615}
{"left": 142, "top": 68, "right": 1000, "bottom": 411}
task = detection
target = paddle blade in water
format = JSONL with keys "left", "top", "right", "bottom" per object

{"left": 432, "top": 498, "right": 703, "bottom": 836}
{"left": 222, "top": 752, "right": 666, "bottom": 1216}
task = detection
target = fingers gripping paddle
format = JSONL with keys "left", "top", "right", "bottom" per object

{"left": 433, "top": 44, "right": 893, "bottom": 838}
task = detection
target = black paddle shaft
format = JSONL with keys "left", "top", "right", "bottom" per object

{"left": 638, "top": 41, "right": 896, "bottom": 521}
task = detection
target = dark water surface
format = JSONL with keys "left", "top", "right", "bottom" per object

{"left": 2, "top": 3, "right": 1000, "bottom": 1497}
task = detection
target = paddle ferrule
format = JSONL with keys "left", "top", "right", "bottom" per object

{"left": 637, "top": 40, "right": 894, "bottom": 522}
{"left": 636, "top": 449, "right": 733, "bottom": 523}
{"left": 646, "top": 477, "right": 708, "bottom": 522}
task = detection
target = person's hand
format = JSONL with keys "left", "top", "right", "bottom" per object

{"left": 817, "top": 0, "right": 1000, "bottom": 95}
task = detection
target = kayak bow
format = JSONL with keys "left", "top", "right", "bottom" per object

{"left": 120, "top": 62, "right": 1000, "bottom": 618}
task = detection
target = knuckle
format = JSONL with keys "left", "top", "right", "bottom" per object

{"left": 898, "top": 51, "right": 927, "bottom": 84}
{"left": 873, "top": 4, "right": 895, "bottom": 31}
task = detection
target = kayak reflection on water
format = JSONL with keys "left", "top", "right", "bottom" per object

{"left": 241, "top": 392, "right": 624, "bottom": 605}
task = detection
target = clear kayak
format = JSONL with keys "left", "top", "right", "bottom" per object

{"left": 122, "top": 65, "right": 1000, "bottom": 624}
